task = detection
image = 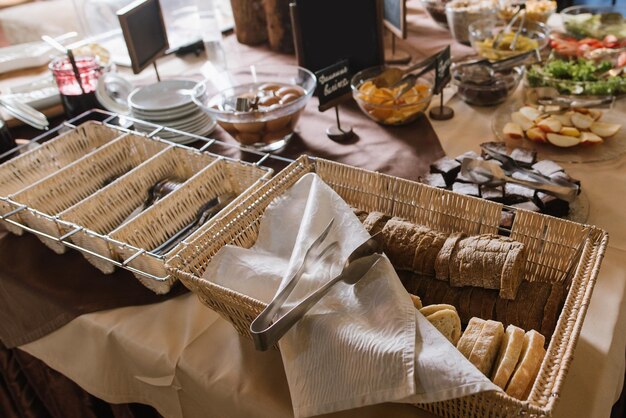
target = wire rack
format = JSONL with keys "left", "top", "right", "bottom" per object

{"left": 0, "top": 109, "right": 296, "bottom": 283}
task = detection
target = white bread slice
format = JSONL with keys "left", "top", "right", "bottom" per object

{"left": 456, "top": 317, "right": 486, "bottom": 358}
{"left": 410, "top": 294, "right": 423, "bottom": 309}
{"left": 426, "top": 309, "right": 462, "bottom": 345}
{"left": 420, "top": 303, "right": 458, "bottom": 317}
{"left": 491, "top": 324, "right": 525, "bottom": 389}
{"left": 506, "top": 330, "right": 546, "bottom": 400}
{"left": 468, "top": 320, "right": 505, "bottom": 376}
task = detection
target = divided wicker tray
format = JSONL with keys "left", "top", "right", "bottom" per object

{"left": 0, "top": 121, "right": 273, "bottom": 293}
{"left": 0, "top": 122, "right": 121, "bottom": 235}
{"left": 167, "top": 155, "right": 608, "bottom": 418}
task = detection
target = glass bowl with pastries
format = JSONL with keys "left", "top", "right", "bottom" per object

{"left": 351, "top": 66, "right": 434, "bottom": 126}
{"left": 469, "top": 16, "right": 550, "bottom": 61}
{"left": 497, "top": 0, "right": 557, "bottom": 24}
{"left": 193, "top": 64, "right": 316, "bottom": 152}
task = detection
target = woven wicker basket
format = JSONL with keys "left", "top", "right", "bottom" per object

{"left": 108, "top": 157, "right": 271, "bottom": 293}
{"left": 57, "top": 145, "right": 216, "bottom": 274}
{"left": 9, "top": 133, "right": 169, "bottom": 253}
{"left": 167, "top": 155, "right": 608, "bottom": 418}
{"left": 0, "top": 122, "right": 121, "bottom": 234}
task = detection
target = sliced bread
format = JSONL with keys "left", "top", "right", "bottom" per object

{"left": 491, "top": 324, "right": 525, "bottom": 389}
{"left": 468, "top": 319, "right": 505, "bottom": 376}
{"left": 426, "top": 309, "right": 462, "bottom": 345}
{"left": 505, "top": 330, "right": 546, "bottom": 400}
{"left": 456, "top": 317, "right": 486, "bottom": 358}
{"left": 420, "top": 303, "right": 458, "bottom": 317}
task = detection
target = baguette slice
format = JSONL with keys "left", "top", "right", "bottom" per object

{"left": 363, "top": 211, "right": 389, "bottom": 235}
{"left": 410, "top": 294, "right": 423, "bottom": 310}
{"left": 468, "top": 319, "right": 505, "bottom": 376}
{"left": 426, "top": 309, "right": 462, "bottom": 345}
{"left": 457, "top": 317, "right": 486, "bottom": 358}
{"left": 420, "top": 303, "right": 457, "bottom": 317}
{"left": 506, "top": 330, "right": 546, "bottom": 400}
{"left": 491, "top": 325, "right": 525, "bottom": 389}
{"left": 435, "top": 232, "right": 465, "bottom": 280}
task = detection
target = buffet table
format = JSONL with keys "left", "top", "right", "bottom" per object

{"left": 1, "top": 3, "right": 626, "bottom": 418}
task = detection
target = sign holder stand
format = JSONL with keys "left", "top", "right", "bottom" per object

{"left": 326, "top": 105, "right": 354, "bottom": 141}
{"left": 429, "top": 46, "right": 454, "bottom": 121}
{"left": 385, "top": 31, "right": 411, "bottom": 64}
{"left": 152, "top": 62, "right": 161, "bottom": 82}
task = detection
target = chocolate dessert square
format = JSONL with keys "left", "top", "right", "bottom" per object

{"left": 480, "top": 185, "right": 504, "bottom": 202}
{"left": 430, "top": 157, "right": 461, "bottom": 185}
{"left": 512, "top": 200, "right": 541, "bottom": 213}
{"left": 454, "top": 150, "right": 480, "bottom": 163}
{"left": 504, "top": 183, "right": 535, "bottom": 204}
{"left": 423, "top": 173, "right": 447, "bottom": 189}
{"left": 510, "top": 148, "right": 537, "bottom": 166}
{"left": 499, "top": 210, "right": 515, "bottom": 234}
{"left": 536, "top": 192, "right": 570, "bottom": 217}
{"left": 452, "top": 182, "right": 480, "bottom": 197}
{"left": 532, "top": 160, "right": 563, "bottom": 177}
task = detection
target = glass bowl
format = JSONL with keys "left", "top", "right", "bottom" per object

{"left": 561, "top": 5, "right": 626, "bottom": 39}
{"left": 452, "top": 64, "right": 524, "bottom": 106}
{"left": 351, "top": 66, "right": 433, "bottom": 126}
{"left": 446, "top": 0, "right": 498, "bottom": 45}
{"left": 193, "top": 65, "right": 316, "bottom": 152}
{"left": 498, "top": 0, "right": 556, "bottom": 24}
{"left": 469, "top": 18, "right": 550, "bottom": 61}
{"left": 525, "top": 65, "right": 626, "bottom": 96}
{"left": 421, "top": 0, "right": 452, "bottom": 28}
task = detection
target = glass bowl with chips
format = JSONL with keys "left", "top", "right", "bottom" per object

{"left": 469, "top": 17, "right": 550, "bottom": 61}
{"left": 351, "top": 66, "right": 434, "bottom": 126}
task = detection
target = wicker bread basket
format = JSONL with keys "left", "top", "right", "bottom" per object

{"left": 108, "top": 157, "right": 271, "bottom": 293}
{"left": 167, "top": 155, "right": 608, "bottom": 418}
{"left": 0, "top": 122, "right": 121, "bottom": 234}
{"left": 9, "top": 133, "right": 169, "bottom": 253}
{"left": 57, "top": 145, "right": 216, "bottom": 274}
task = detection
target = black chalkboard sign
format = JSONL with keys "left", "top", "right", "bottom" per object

{"left": 383, "top": 0, "right": 406, "bottom": 38}
{"left": 291, "top": 0, "right": 384, "bottom": 75}
{"left": 434, "top": 46, "right": 452, "bottom": 94}
{"left": 315, "top": 59, "right": 351, "bottom": 111}
{"left": 117, "top": 0, "right": 169, "bottom": 74}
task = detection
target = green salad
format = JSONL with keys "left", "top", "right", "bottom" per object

{"left": 564, "top": 13, "right": 626, "bottom": 39}
{"left": 527, "top": 58, "right": 626, "bottom": 95}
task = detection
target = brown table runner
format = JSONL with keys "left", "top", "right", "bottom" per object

{"left": 0, "top": 233, "right": 187, "bottom": 348}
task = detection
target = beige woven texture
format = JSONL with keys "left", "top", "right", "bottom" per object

{"left": 108, "top": 156, "right": 271, "bottom": 294}
{"left": 167, "top": 155, "right": 608, "bottom": 418}
{"left": 9, "top": 133, "right": 168, "bottom": 253}
{"left": 0, "top": 122, "right": 120, "bottom": 234}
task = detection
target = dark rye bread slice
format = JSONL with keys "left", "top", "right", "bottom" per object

{"left": 435, "top": 232, "right": 465, "bottom": 281}
{"left": 424, "top": 233, "right": 447, "bottom": 276}
{"left": 397, "top": 270, "right": 419, "bottom": 295}
{"left": 458, "top": 236, "right": 488, "bottom": 289}
{"left": 353, "top": 208, "right": 369, "bottom": 223}
{"left": 381, "top": 218, "right": 426, "bottom": 270}
{"left": 519, "top": 281, "right": 551, "bottom": 333}
{"left": 459, "top": 287, "right": 475, "bottom": 325}
{"left": 422, "top": 275, "right": 449, "bottom": 306}
{"left": 412, "top": 229, "right": 436, "bottom": 274}
{"left": 441, "top": 283, "right": 463, "bottom": 310}
{"left": 495, "top": 293, "right": 511, "bottom": 328}
{"left": 363, "top": 211, "right": 389, "bottom": 235}
{"left": 483, "top": 237, "right": 511, "bottom": 290}
{"left": 541, "top": 283, "right": 566, "bottom": 338}
{"left": 499, "top": 243, "right": 526, "bottom": 300}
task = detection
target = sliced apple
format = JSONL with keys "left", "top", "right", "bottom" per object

{"left": 511, "top": 112, "right": 534, "bottom": 131}
{"left": 552, "top": 113, "right": 573, "bottom": 127}
{"left": 547, "top": 133, "right": 582, "bottom": 148}
{"left": 571, "top": 112, "right": 594, "bottom": 130}
{"left": 503, "top": 122, "right": 524, "bottom": 139}
{"left": 580, "top": 131, "right": 604, "bottom": 145}
{"left": 537, "top": 117, "right": 562, "bottom": 133}
{"left": 526, "top": 127, "right": 547, "bottom": 142}
{"left": 519, "top": 106, "right": 542, "bottom": 122}
{"left": 590, "top": 122, "right": 621, "bottom": 138}
{"left": 560, "top": 126, "right": 581, "bottom": 137}
{"left": 588, "top": 109, "right": 603, "bottom": 121}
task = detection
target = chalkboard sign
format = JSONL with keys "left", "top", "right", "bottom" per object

{"left": 117, "top": 0, "right": 169, "bottom": 74}
{"left": 434, "top": 46, "right": 452, "bottom": 94}
{"left": 315, "top": 59, "right": 351, "bottom": 111}
{"left": 383, "top": 0, "right": 406, "bottom": 39}
{"left": 291, "top": 0, "right": 384, "bottom": 75}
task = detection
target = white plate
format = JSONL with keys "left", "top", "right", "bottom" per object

{"left": 127, "top": 80, "right": 205, "bottom": 112}
{"left": 153, "top": 120, "right": 217, "bottom": 144}
{"left": 132, "top": 107, "right": 206, "bottom": 125}
{"left": 130, "top": 100, "right": 205, "bottom": 121}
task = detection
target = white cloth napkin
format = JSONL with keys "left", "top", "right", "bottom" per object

{"left": 202, "top": 173, "right": 500, "bottom": 417}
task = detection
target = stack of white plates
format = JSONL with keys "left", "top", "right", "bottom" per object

{"left": 128, "top": 80, "right": 216, "bottom": 144}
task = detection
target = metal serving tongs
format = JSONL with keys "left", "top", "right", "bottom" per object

{"left": 0, "top": 97, "right": 49, "bottom": 130}
{"left": 526, "top": 87, "right": 615, "bottom": 110}
{"left": 461, "top": 143, "right": 580, "bottom": 202}
{"left": 492, "top": 5, "right": 526, "bottom": 51}
{"left": 250, "top": 218, "right": 383, "bottom": 351}
{"left": 455, "top": 49, "right": 541, "bottom": 85}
